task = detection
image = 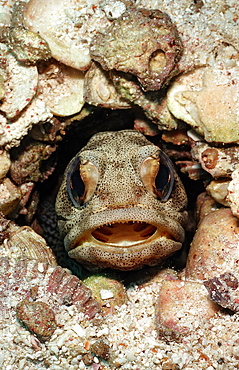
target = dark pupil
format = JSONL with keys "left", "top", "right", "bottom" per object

{"left": 67, "top": 159, "right": 85, "bottom": 206}
{"left": 70, "top": 169, "right": 85, "bottom": 204}
{"left": 155, "top": 153, "right": 174, "bottom": 202}
{"left": 155, "top": 163, "right": 169, "bottom": 192}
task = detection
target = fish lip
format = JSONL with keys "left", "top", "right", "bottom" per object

{"left": 67, "top": 233, "right": 183, "bottom": 271}
{"left": 64, "top": 206, "right": 185, "bottom": 253}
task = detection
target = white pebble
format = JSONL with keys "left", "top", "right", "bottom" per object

{"left": 79, "top": 360, "right": 86, "bottom": 370}
{"left": 125, "top": 350, "right": 136, "bottom": 361}
{"left": 96, "top": 327, "right": 109, "bottom": 336}
{"left": 71, "top": 323, "right": 86, "bottom": 337}
{"left": 100, "top": 289, "right": 114, "bottom": 300}
{"left": 18, "top": 358, "right": 26, "bottom": 370}
{"left": 37, "top": 262, "right": 44, "bottom": 273}
{"left": 49, "top": 345, "right": 59, "bottom": 355}
{"left": 56, "top": 330, "right": 73, "bottom": 348}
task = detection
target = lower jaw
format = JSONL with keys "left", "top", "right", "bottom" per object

{"left": 68, "top": 238, "right": 182, "bottom": 271}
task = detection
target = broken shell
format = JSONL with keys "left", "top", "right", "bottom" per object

{"left": 0, "top": 43, "right": 38, "bottom": 119}
{"left": 16, "top": 300, "right": 57, "bottom": 342}
{"left": 162, "top": 129, "right": 190, "bottom": 146}
{"left": 99, "top": 0, "right": 127, "bottom": 20}
{"left": 2, "top": 222, "right": 57, "bottom": 265}
{"left": 0, "top": 257, "right": 101, "bottom": 319}
{"left": 90, "top": 8, "right": 182, "bottom": 91}
{"left": 133, "top": 117, "right": 160, "bottom": 136}
{"left": 0, "top": 2, "right": 11, "bottom": 28}
{"left": 167, "top": 64, "right": 239, "bottom": 143}
{"left": 0, "top": 73, "right": 5, "bottom": 99}
{"left": 38, "top": 61, "right": 85, "bottom": 116}
{"left": 24, "top": 0, "right": 111, "bottom": 70}
{"left": 0, "top": 256, "right": 101, "bottom": 367}
{"left": 175, "top": 160, "right": 204, "bottom": 181}
{"left": 0, "top": 177, "right": 21, "bottom": 215}
{"left": 84, "top": 61, "right": 131, "bottom": 109}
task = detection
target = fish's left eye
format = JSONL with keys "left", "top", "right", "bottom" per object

{"left": 140, "top": 150, "right": 174, "bottom": 202}
{"left": 67, "top": 156, "right": 98, "bottom": 207}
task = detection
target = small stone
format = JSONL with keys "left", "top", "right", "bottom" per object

{"left": 16, "top": 300, "right": 57, "bottom": 342}
{"left": 82, "top": 353, "right": 94, "bottom": 366}
{"left": 195, "top": 192, "right": 220, "bottom": 223}
{"left": 83, "top": 275, "right": 127, "bottom": 314}
{"left": 0, "top": 151, "right": 11, "bottom": 179}
{"left": 162, "top": 360, "right": 180, "bottom": 370}
{"left": 204, "top": 272, "right": 239, "bottom": 312}
{"left": 91, "top": 339, "right": 110, "bottom": 360}
{"left": 100, "top": 289, "right": 114, "bottom": 300}
{"left": 206, "top": 179, "right": 230, "bottom": 207}
{"left": 0, "top": 178, "right": 21, "bottom": 215}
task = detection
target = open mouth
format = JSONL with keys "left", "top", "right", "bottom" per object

{"left": 89, "top": 221, "right": 173, "bottom": 247}
{"left": 66, "top": 217, "right": 183, "bottom": 270}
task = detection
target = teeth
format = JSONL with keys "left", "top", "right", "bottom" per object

{"left": 97, "top": 226, "right": 113, "bottom": 236}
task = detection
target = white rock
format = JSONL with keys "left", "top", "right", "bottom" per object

{"left": 24, "top": 0, "right": 111, "bottom": 70}
{"left": 71, "top": 323, "right": 86, "bottom": 337}
{"left": 0, "top": 43, "right": 38, "bottom": 119}
{"left": 38, "top": 61, "right": 85, "bottom": 116}
{"left": 167, "top": 64, "right": 239, "bottom": 143}
{"left": 0, "top": 98, "right": 52, "bottom": 148}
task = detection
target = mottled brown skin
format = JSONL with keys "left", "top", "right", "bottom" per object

{"left": 56, "top": 130, "right": 187, "bottom": 271}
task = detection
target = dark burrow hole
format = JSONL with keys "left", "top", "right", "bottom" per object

{"left": 13, "top": 108, "right": 206, "bottom": 281}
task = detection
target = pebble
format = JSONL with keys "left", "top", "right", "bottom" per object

{"left": 16, "top": 300, "right": 57, "bottom": 342}
{"left": 0, "top": 151, "right": 11, "bottom": 179}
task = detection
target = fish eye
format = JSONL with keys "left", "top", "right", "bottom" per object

{"left": 140, "top": 150, "right": 174, "bottom": 202}
{"left": 67, "top": 156, "right": 98, "bottom": 207}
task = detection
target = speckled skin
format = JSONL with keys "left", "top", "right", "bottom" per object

{"left": 56, "top": 130, "right": 187, "bottom": 270}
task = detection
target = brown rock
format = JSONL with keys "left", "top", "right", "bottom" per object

{"left": 156, "top": 279, "right": 219, "bottom": 338}
{"left": 186, "top": 208, "right": 239, "bottom": 281}
{"left": 16, "top": 300, "right": 57, "bottom": 342}
{"left": 90, "top": 8, "right": 182, "bottom": 91}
